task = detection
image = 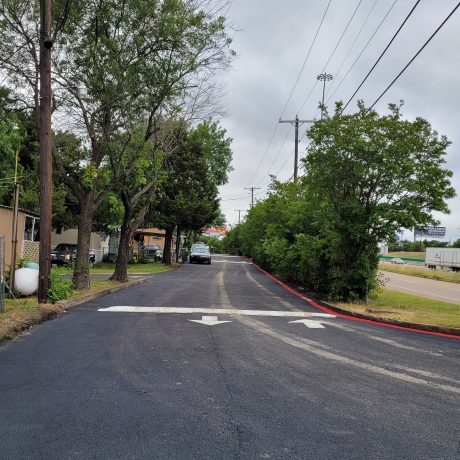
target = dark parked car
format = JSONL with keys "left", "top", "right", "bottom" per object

{"left": 51, "top": 243, "right": 77, "bottom": 266}
{"left": 51, "top": 243, "right": 96, "bottom": 266}
{"left": 143, "top": 244, "right": 162, "bottom": 261}
{"left": 189, "top": 246, "right": 211, "bottom": 265}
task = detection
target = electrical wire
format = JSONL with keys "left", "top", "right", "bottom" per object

{"left": 323, "top": 0, "right": 399, "bottom": 108}
{"left": 342, "top": 0, "right": 421, "bottom": 112}
{"left": 279, "top": 0, "right": 333, "bottom": 120}
{"left": 245, "top": 1, "right": 333, "bottom": 188}
{"left": 323, "top": 0, "right": 380, "bottom": 107}
{"left": 297, "top": 0, "right": 365, "bottom": 114}
{"left": 244, "top": 122, "right": 279, "bottom": 187}
{"left": 256, "top": 125, "right": 293, "bottom": 187}
{"left": 370, "top": 2, "right": 460, "bottom": 108}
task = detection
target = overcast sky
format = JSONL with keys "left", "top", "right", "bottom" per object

{"left": 217, "top": 0, "right": 460, "bottom": 242}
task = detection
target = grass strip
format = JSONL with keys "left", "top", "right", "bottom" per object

{"left": 380, "top": 264, "right": 460, "bottom": 284}
{"left": 52, "top": 261, "right": 172, "bottom": 275}
{"left": 387, "top": 251, "right": 425, "bottom": 259}
{"left": 334, "top": 288, "right": 460, "bottom": 328}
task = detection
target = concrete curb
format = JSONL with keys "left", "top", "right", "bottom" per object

{"left": 248, "top": 258, "right": 460, "bottom": 339}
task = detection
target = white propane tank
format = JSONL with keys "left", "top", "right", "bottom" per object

{"left": 14, "top": 268, "right": 39, "bottom": 295}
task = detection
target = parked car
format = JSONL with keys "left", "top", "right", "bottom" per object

{"left": 51, "top": 243, "right": 77, "bottom": 266}
{"left": 143, "top": 244, "right": 161, "bottom": 261}
{"left": 51, "top": 243, "right": 96, "bottom": 267}
{"left": 191, "top": 243, "right": 205, "bottom": 252}
{"left": 390, "top": 257, "right": 405, "bottom": 264}
{"left": 189, "top": 246, "right": 211, "bottom": 265}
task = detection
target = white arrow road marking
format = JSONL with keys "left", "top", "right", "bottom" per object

{"left": 98, "top": 306, "right": 336, "bottom": 319}
{"left": 189, "top": 316, "right": 232, "bottom": 326}
{"left": 289, "top": 319, "right": 327, "bottom": 329}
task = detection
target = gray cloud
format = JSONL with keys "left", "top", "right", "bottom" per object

{"left": 218, "top": 0, "right": 460, "bottom": 238}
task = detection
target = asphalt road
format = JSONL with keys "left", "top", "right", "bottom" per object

{"left": 1, "top": 255, "right": 459, "bottom": 459}
{"left": 383, "top": 271, "right": 460, "bottom": 304}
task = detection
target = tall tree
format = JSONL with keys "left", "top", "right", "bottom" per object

{"left": 147, "top": 132, "right": 220, "bottom": 265}
{"left": 0, "top": 0, "right": 234, "bottom": 290}
{"left": 226, "top": 102, "right": 456, "bottom": 302}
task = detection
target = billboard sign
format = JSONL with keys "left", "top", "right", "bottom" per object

{"left": 414, "top": 226, "right": 446, "bottom": 238}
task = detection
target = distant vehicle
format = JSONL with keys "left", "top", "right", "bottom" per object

{"left": 189, "top": 246, "right": 211, "bottom": 265}
{"left": 155, "top": 249, "right": 163, "bottom": 261}
{"left": 51, "top": 244, "right": 96, "bottom": 266}
{"left": 51, "top": 243, "right": 77, "bottom": 266}
{"left": 425, "top": 248, "right": 460, "bottom": 271}
{"left": 143, "top": 244, "right": 161, "bottom": 261}
{"left": 191, "top": 243, "right": 205, "bottom": 251}
{"left": 390, "top": 257, "right": 405, "bottom": 264}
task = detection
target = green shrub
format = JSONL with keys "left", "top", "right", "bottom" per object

{"left": 47, "top": 272, "right": 74, "bottom": 303}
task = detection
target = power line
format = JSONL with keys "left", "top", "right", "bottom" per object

{"left": 323, "top": 0, "right": 399, "bottom": 109}
{"left": 297, "top": 0, "right": 365, "bottom": 114}
{"left": 244, "top": 123, "right": 279, "bottom": 187}
{"left": 256, "top": 125, "right": 293, "bottom": 187}
{"left": 279, "top": 0, "right": 333, "bottom": 119}
{"left": 370, "top": 2, "right": 460, "bottom": 108}
{"left": 342, "top": 0, "right": 421, "bottom": 112}
{"left": 246, "top": 1, "right": 333, "bottom": 188}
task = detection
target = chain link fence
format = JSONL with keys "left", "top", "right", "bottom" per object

{"left": 0, "top": 236, "right": 5, "bottom": 313}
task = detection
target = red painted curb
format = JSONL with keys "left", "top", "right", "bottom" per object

{"left": 248, "top": 259, "right": 460, "bottom": 340}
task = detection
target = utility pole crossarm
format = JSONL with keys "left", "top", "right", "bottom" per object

{"left": 278, "top": 116, "right": 315, "bottom": 182}
{"left": 244, "top": 187, "right": 261, "bottom": 208}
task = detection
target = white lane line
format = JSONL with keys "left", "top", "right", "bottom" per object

{"left": 98, "top": 306, "right": 336, "bottom": 318}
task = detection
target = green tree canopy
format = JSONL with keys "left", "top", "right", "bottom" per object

{"left": 224, "top": 102, "right": 455, "bottom": 301}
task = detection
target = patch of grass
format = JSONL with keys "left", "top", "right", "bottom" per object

{"left": 380, "top": 264, "right": 460, "bottom": 284}
{"left": 52, "top": 261, "right": 172, "bottom": 275}
{"left": 387, "top": 251, "right": 425, "bottom": 259}
{"left": 334, "top": 289, "right": 460, "bottom": 328}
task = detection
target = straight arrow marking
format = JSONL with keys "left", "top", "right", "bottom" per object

{"left": 189, "top": 316, "right": 232, "bottom": 326}
{"left": 289, "top": 319, "right": 326, "bottom": 329}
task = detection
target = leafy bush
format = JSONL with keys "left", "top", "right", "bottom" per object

{"left": 47, "top": 272, "right": 74, "bottom": 303}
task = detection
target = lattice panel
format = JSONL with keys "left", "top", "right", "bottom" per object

{"left": 21, "top": 240, "right": 40, "bottom": 263}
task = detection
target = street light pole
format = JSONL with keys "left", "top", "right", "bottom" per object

{"left": 316, "top": 73, "right": 333, "bottom": 120}
{"left": 38, "top": 0, "right": 53, "bottom": 303}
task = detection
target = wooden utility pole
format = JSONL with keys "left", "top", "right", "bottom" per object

{"left": 278, "top": 116, "right": 314, "bottom": 182}
{"left": 234, "top": 209, "right": 245, "bottom": 225}
{"left": 9, "top": 150, "right": 20, "bottom": 291}
{"left": 38, "top": 0, "right": 53, "bottom": 303}
{"left": 244, "top": 187, "right": 260, "bottom": 208}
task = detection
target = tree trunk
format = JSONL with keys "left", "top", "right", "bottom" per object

{"left": 110, "top": 202, "right": 133, "bottom": 282}
{"left": 73, "top": 197, "right": 94, "bottom": 291}
{"left": 163, "top": 227, "right": 173, "bottom": 265}
{"left": 175, "top": 227, "right": 181, "bottom": 262}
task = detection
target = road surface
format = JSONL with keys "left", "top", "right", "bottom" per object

{"left": 0, "top": 255, "right": 459, "bottom": 459}
{"left": 383, "top": 270, "right": 460, "bottom": 304}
